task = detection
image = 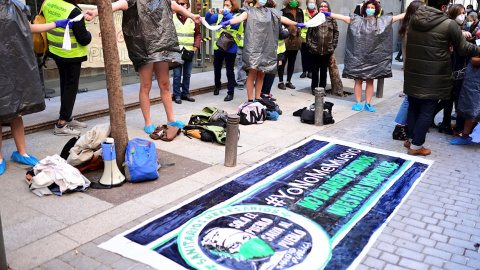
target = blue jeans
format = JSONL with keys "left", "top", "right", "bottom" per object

{"left": 172, "top": 60, "right": 193, "bottom": 98}
{"left": 395, "top": 95, "right": 409, "bottom": 126}
{"left": 407, "top": 96, "right": 439, "bottom": 147}
{"left": 236, "top": 47, "right": 246, "bottom": 85}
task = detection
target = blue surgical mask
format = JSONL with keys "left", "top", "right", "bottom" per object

{"left": 366, "top": 8, "right": 375, "bottom": 17}
{"left": 307, "top": 3, "right": 315, "bottom": 9}
{"left": 224, "top": 6, "right": 231, "bottom": 13}
{"left": 258, "top": 0, "right": 267, "bottom": 6}
{"left": 466, "top": 21, "right": 473, "bottom": 27}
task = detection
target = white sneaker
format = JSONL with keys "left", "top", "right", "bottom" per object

{"left": 54, "top": 125, "right": 81, "bottom": 136}
{"left": 66, "top": 118, "right": 87, "bottom": 128}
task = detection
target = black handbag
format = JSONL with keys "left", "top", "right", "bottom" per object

{"left": 216, "top": 31, "right": 234, "bottom": 51}
{"left": 181, "top": 47, "right": 195, "bottom": 62}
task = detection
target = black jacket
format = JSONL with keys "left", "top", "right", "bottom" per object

{"left": 281, "top": 7, "right": 303, "bottom": 50}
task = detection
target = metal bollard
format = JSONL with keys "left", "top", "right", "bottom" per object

{"left": 0, "top": 214, "right": 7, "bottom": 270}
{"left": 224, "top": 115, "right": 240, "bottom": 167}
{"left": 376, "top": 78, "right": 384, "bottom": 98}
{"left": 314, "top": 87, "right": 324, "bottom": 126}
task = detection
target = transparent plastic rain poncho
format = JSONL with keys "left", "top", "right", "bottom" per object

{"left": 242, "top": 7, "right": 281, "bottom": 74}
{"left": 342, "top": 14, "right": 394, "bottom": 80}
{"left": 458, "top": 62, "right": 480, "bottom": 122}
{"left": 0, "top": 0, "right": 45, "bottom": 124}
{"left": 123, "top": 0, "right": 183, "bottom": 71}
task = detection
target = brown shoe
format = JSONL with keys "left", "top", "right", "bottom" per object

{"left": 408, "top": 147, "right": 431, "bottom": 156}
{"left": 404, "top": 140, "right": 411, "bottom": 149}
{"left": 286, "top": 82, "right": 296, "bottom": 89}
{"left": 278, "top": 82, "right": 286, "bottom": 90}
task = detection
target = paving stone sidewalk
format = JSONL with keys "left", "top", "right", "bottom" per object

{"left": 30, "top": 91, "right": 480, "bottom": 270}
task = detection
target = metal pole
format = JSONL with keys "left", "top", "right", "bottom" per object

{"left": 376, "top": 78, "right": 384, "bottom": 98}
{"left": 314, "top": 87, "right": 324, "bottom": 126}
{"left": 224, "top": 115, "right": 240, "bottom": 167}
{"left": 0, "top": 214, "right": 7, "bottom": 270}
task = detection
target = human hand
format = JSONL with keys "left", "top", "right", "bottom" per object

{"left": 207, "top": 9, "right": 213, "bottom": 14}
{"left": 193, "top": 47, "right": 198, "bottom": 52}
{"left": 219, "top": 9, "right": 224, "bottom": 14}
{"left": 191, "top": 14, "right": 201, "bottom": 23}
{"left": 220, "top": 20, "right": 231, "bottom": 29}
{"left": 54, "top": 19, "right": 73, "bottom": 29}
{"left": 84, "top": 10, "right": 98, "bottom": 21}
{"left": 321, "top": 10, "right": 331, "bottom": 17}
{"left": 462, "top": 31, "right": 472, "bottom": 39}
{"left": 296, "top": 23, "right": 306, "bottom": 28}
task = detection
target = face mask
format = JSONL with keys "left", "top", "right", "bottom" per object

{"left": 307, "top": 3, "right": 315, "bottom": 9}
{"left": 466, "top": 9, "right": 472, "bottom": 13}
{"left": 258, "top": 0, "right": 267, "bottom": 6}
{"left": 466, "top": 21, "right": 473, "bottom": 27}
{"left": 366, "top": 8, "right": 375, "bottom": 17}
{"left": 224, "top": 6, "right": 231, "bottom": 13}
{"left": 456, "top": 14, "right": 465, "bottom": 25}
{"left": 289, "top": 1, "right": 298, "bottom": 8}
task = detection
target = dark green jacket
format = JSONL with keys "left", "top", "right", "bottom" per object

{"left": 404, "top": 6, "right": 480, "bottom": 100}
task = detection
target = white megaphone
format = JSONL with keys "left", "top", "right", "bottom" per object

{"left": 99, "top": 138, "right": 125, "bottom": 187}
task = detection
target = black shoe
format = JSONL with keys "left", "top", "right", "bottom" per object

{"left": 173, "top": 96, "right": 182, "bottom": 104}
{"left": 224, "top": 94, "right": 234, "bottom": 101}
{"left": 300, "top": 72, "right": 306, "bottom": 78}
{"left": 261, "top": 93, "right": 276, "bottom": 101}
{"left": 438, "top": 123, "right": 454, "bottom": 135}
{"left": 285, "top": 82, "right": 296, "bottom": 89}
{"left": 307, "top": 72, "right": 312, "bottom": 79}
{"left": 214, "top": 87, "right": 220, "bottom": 95}
{"left": 392, "top": 125, "right": 408, "bottom": 141}
{"left": 181, "top": 95, "right": 195, "bottom": 102}
{"left": 278, "top": 82, "right": 286, "bottom": 90}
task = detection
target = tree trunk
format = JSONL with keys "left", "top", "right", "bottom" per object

{"left": 96, "top": 0, "right": 129, "bottom": 169}
{"left": 328, "top": 53, "right": 343, "bottom": 96}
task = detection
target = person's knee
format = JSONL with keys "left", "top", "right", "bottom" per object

{"left": 158, "top": 79, "right": 170, "bottom": 91}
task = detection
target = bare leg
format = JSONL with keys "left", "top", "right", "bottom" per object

{"left": 153, "top": 62, "right": 175, "bottom": 123}
{"left": 365, "top": 79, "right": 374, "bottom": 103}
{"left": 463, "top": 119, "right": 475, "bottom": 135}
{"left": 354, "top": 79, "right": 363, "bottom": 103}
{"left": 10, "top": 116, "right": 27, "bottom": 156}
{"left": 246, "top": 69, "right": 258, "bottom": 101}
{"left": 254, "top": 71, "right": 265, "bottom": 100}
{"left": 138, "top": 63, "right": 154, "bottom": 126}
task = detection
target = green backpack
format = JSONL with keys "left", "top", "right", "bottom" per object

{"left": 184, "top": 107, "right": 230, "bottom": 145}
{"left": 188, "top": 107, "right": 228, "bottom": 126}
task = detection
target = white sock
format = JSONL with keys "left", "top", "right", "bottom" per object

{"left": 410, "top": 144, "right": 422, "bottom": 150}
{"left": 0, "top": 158, "right": 3, "bottom": 164}
{"left": 22, "top": 154, "right": 30, "bottom": 158}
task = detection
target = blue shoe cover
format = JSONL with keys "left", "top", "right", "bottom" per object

{"left": 450, "top": 137, "right": 472, "bottom": 145}
{"left": 144, "top": 125, "right": 155, "bottom": 134}
{"left": 101, "top": 142, "right": 116, "bottom": 161}
{"left": 167, "top": 120, "right": 185, "bottom": 129}
{"left": 0, "top": 158, "right": 5, "bottom": 175}
{"left": 364, "top": 103, "right": 376, "bottom": 112}
{"left": 352, "top": 103, "right": 363, "bottom": 111}
{"left": 10, "top": 151, "right": 39, "bottom": 166}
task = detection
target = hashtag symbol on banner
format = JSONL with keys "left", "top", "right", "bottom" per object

{"left": 265, "top": 196, "right": 286, "bottom": 207}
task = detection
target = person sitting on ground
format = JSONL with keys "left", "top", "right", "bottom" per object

{"left": 84, "top": 0, "right": 201, "bottom": 134}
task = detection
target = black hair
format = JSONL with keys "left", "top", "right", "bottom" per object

{"left": 427, "top": 0, "right": 449, "bottom": 10}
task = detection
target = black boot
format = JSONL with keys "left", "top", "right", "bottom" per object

{"left": 392, "top": 125, "right": 408, "bottom": 141}
{"left": 214, "top": 87, "right": 220, "bottom": 95}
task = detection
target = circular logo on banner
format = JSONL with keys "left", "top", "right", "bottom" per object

{"left": 178, "top": 205, "right": 331, "bottom": 270}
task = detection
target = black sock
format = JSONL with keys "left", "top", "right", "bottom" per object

{"left": 248, "top": 99, "right": 253, "bottom": 102}
{"left": 56, "top": 123, "right": 66, "bottom": 128}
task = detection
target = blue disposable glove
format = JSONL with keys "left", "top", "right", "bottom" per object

{"left": 220, "top": 20, "right": 231, "bottom": 29}
{"left": 54, "top": 19, "right": 74, "bottom": 29}
{"left": 296, "top": 23, "right": 306, "bottom": 28}
{"left": 321, "top": 10, "right": 331, "bottom": 17}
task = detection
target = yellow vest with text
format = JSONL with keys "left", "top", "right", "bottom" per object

{"left": 173, "top": 15, "right": 195, "bottom": 51}
{"left": 43, "top": 0, "right": 87, "bottom": 59}
{"left": 237, "top": 21, "right": 244, "bottom": 47}
{"left": 301, "top": 9, "right": 311, "bottom": 40}
{"left": 277, "top": 39, "right": 286, "bottom": 54}
{"left": 214, "top": 13, "right": 242, "bottom": 50}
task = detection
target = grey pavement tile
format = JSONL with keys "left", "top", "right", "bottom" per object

{"left": 395, "top": 247, "right": 425, "bottom": 261}
{"left": 41, "top": 258, "right": 75, "bottom": 270}
{"left": 95, "top": 264, "right": 114, "bottom": 270}
{"left": 111, "top": 257, "right": 136, "bottom": 270}
{"left": 398, "top": 258, "right": 429, "bottom": 270}
{"left": 129, "top": 264, "right": 153, "bottom": 270}
{"left": 423, "top": 256, "right": 445, "bottom": 268}
{"left": 77, "top": 242, "right": 109, "bottom": 259}
{"left": 93, "top": 251, "right": 123, "bottom": 265}
{"left": 363, "top": 257, "right": 386, "bottom": 269}
{"left": 68, "top": 254, "right": 102, "bottom": 269}
{"left": 379, "top": 252, "right": 400, "bottom": 265}
{"left": 444, "top": 261, "right": 476, "bottom": 270}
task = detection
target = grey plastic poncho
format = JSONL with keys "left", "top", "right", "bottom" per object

{"left": 242, "top": 7, "right": 281, "bottom": 74}
{"left": 0, "top": 0, "right": 45, "bottom": 124}
{"left": 123, "top": 0, "right": 182, "bottom": 71}
{"left": 458, "top": 62, "right": 480, "bottom": 122}
{"left": 342, "top": 14, "right": 393, "bottom": 80}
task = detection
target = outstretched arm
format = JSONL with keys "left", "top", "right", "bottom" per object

{"left": 29, "top": 22, "right": 57, "bottom": 33}
{"left": 228, "top": 12, "right": 248, "bottom": 25}
{"left": 172, "top": 1, "right": 201, "bottom": 23}
{"left": 83, "top": 0, "right": 128, "bottom": 21}
{"left": 327, "top": 12, "right": 350, "bottom": 24}
{"left": 280, "top": 16, "right": 297, "bottom": 26}
{"left": 392, "top": 13, "right": 405, "bottom": 23}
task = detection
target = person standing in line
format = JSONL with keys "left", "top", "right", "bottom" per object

{"left": 1, "top": 0, "right": 72, "bottom": 175}
{"left": 277, "top": 0, "right": 304, "bottom": 90}
{"left": 235, "top": 0, "right": 249, "bottom": 90}
{"left": 43, "top": 0, "right": 92, "bottom": 136}
{"left": 299, "top": 0, "right": 315, "bottom": 79}
{"left": 206, "top": 0, "right": 241, "bottom": 102}
{"left": 354, "top": 0, "right": 384, "bottom": 17}
{"left": 172, "top": 0, "right": 201, "bottom": 104}
{"left": 306, "top": 0, "right": 338, "bottom": 95}
{"left": 402, "top": 0, "right": 480, "bottom": 155}
{"left": 85, "top": 0, "right": 201, "bottom": 134}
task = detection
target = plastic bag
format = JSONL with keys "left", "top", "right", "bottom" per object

{"left": 342, "top": 14, "right": 394, "bottom": 80}
{"left": 0, "top": 0, "right": 45, "bottom": 124}
{"left": 62, "top": 13, "right": 84, "bottom": 50}
{"left": 242, "top": 7, "right": 281, "bottom": 74}
{"left": 457, "top": 62, "right": 480, "bottom": 122}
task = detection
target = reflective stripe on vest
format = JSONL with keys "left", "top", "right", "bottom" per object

{"left": 173, "top": 15, "right": 196, "bottom": 51}
{"left": 214, "top": 13, "right": 241, "bottom": 50}
{"left": 277, "top": 39, "right": 286, "bottom": 54}
{"left": 301, "top": 9, "right": 311, "bottom": 40}
{"left": 43, "top": 0, "right": 87, "bottom": 59}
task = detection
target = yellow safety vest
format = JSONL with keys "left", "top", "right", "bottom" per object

{"left": 214, "top": 13, "right": 242, "bottom": 50}
{"left": 277, "top": 39, "right": 286, "bottom": 54}
{"left": 301, "top": 9, "right": 311, "bottom": 40}
{"left": 237, "top": 21, "right": 244, "bottom": 47}
{"left": 173, "top": 15, "right": 195, "bottom": 51}
{"left": 43, "top": 0, "right": 87, "bottom": 59}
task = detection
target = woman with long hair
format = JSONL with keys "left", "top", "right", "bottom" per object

{"left": 206, "top": 0, "right": 241, "bottom": 102}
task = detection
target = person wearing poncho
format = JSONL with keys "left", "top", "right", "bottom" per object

{"left": 84, "top": 0, "right": 201, "bottom": 133}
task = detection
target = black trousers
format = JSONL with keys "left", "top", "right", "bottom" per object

{"left": 278, "top": 50, "right": 298, "bottom": 82}
{"left": 53, "top": 59, "right": 81, "bottom": 121}
{"left": 261, "top": 73, "right": 276, "bottom": 95}
{"left": 214, "top": 50, "right": 236, "bottom": 95}
{"left": 300, "top": 43, "right": 313, "bottom": 73}
{"left": 407, "top": 96, "right": 439, "bottom": 147}
{"left": 311, "top": 53, "right": 332, "bottom": 90}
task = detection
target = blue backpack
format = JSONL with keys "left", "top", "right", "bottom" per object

{"left": 123, "top": 138, "right": 159, "bottom": 182}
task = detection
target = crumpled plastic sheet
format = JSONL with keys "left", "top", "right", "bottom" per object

{"left": 457, "top": 62, "right": 480, "bottom": 123}
{"left": 0, "top": 0, "right": 45, "bottom": 124}
{"left": 122, "top": 0, "right": 182, "bottom": 71}
{"left": 242, "top": 7, "right": 281, "bottom": 74}
{"left": 342, "top": 14, "right": 394, "bottom": 80}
